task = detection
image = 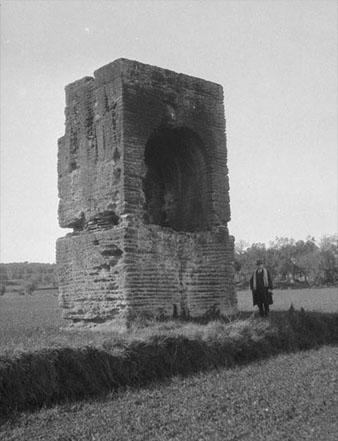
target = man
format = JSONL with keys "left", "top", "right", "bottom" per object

{"left": 250, "top": 259, "right": 273, "bottom": 317}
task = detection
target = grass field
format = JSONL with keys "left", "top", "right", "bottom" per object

{"left": 0, "top": 287, "right": 337, "bottom": 355}
{"left": 0, "top": 287, "right": 337, "bottom": 440}
{"left": 237, "top": 287, "right": 338, "bottom": 314}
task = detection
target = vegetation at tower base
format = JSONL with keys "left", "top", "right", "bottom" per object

{"left": 1, "top": 307, "right": 338, "bottom": 420}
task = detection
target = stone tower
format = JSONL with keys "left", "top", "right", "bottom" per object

{"left": 56, "top": 59, "right": 236, "bottom": 326}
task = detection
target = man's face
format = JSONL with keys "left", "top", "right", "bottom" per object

{"left": 257, "top": 264, "right": 263, "bottom": 270}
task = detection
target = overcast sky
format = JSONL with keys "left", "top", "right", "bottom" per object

{"left": 1, "top": 0, "right": 337, "bottom": 263}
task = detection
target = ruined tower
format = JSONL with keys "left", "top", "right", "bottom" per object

{"left": 56, "top": 59, "right": 236, "bottom": 326}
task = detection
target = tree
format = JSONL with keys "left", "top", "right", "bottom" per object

{"left": 268, "top": 237, "right": 296, "bottom": 281}
{"left": 2, "top": 262, "right": 57, "bottom": 290}
{"left": 23, "top": 276, "right": 39, "bottom": 295}
{"left": 235, "top": 235, "right": 337, "bottom": 288}
{"left": 0, "top": 264, "right": 8, "bottom": 295}
{"left": 318, "top": 235, "right": 338, "bottom": 285}
{"left": 296, "top": 250, "right": 320, "bottom": 285}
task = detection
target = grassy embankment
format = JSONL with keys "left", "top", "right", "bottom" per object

{"left": 0, "top": 288, "right": 337, "bottom": 421}
{"left": 2, "top": 345, "right": 338, "bottom": 441}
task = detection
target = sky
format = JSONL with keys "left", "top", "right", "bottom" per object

{"left": 0, "top": 0, "right": 337, "bottom": 263}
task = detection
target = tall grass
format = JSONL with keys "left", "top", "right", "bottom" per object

{"left": 1, "top": 307, "right": 338, "bottom": 420}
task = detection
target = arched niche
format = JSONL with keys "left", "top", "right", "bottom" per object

{"left": 143, "top": 127, "right": 210, "bottom": 232}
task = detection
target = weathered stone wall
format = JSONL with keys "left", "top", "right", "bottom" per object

{"left": 56, "top": 59, "right": 237, "bottom": 326}
{"left": 124, "top": 225, "right": 235, "bottom": 319}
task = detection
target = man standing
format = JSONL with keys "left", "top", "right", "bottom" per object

{"left": 250, "top": 259, "right": 273, "bottom": 317}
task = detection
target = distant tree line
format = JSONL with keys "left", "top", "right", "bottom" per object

{"left": 234, "top": 235, "right": 338, "bottom": 289}
{"left": 0, "top": 262, "right": 57, "bottom": 295}
{"left": 1, "top": 235, "right": 337, "bottom": 295}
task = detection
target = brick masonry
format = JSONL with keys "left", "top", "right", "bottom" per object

{"left": 56, "top": 59, "right": 237, "bottom": 326}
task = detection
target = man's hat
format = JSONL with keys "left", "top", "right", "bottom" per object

{"left": 256, "top": 259, "right": 263, "bottom": 265}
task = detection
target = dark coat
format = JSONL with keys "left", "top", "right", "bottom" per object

{"left": 250, "top": 268, "right": 273, "bottom": 306}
